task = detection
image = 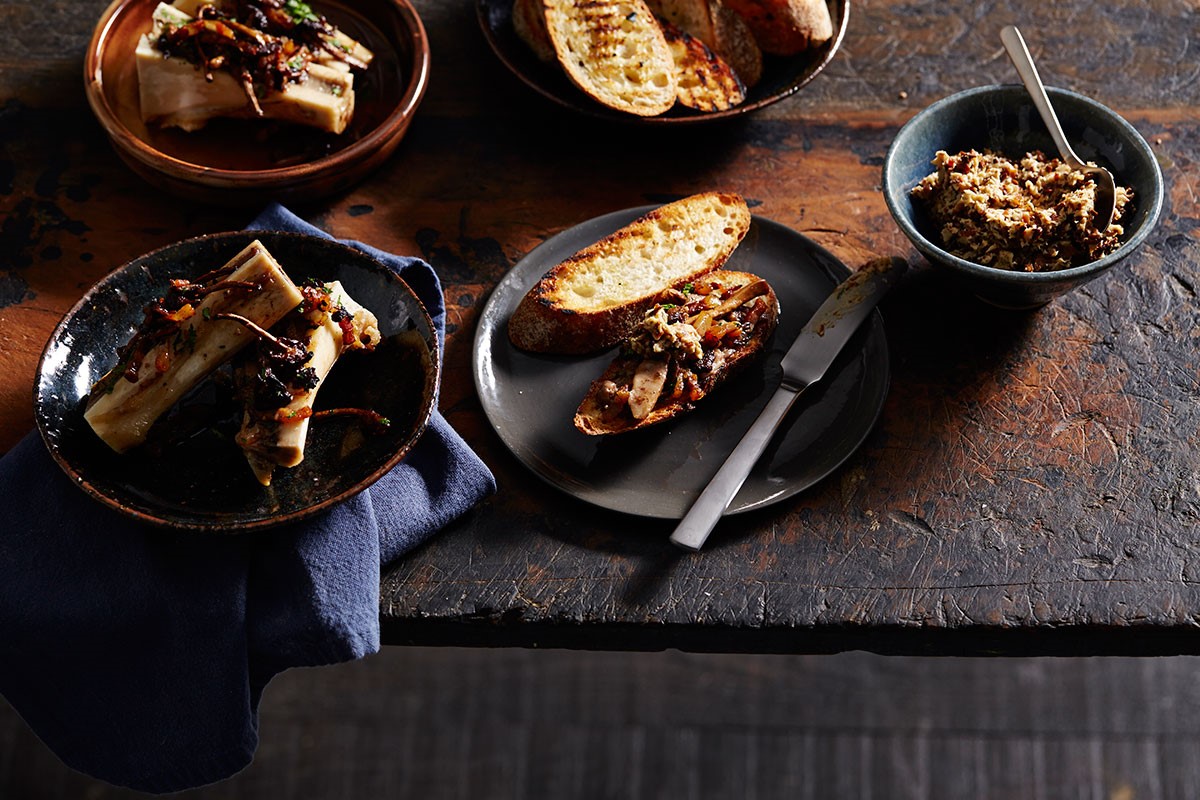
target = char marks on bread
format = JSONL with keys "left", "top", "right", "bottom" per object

{"left": 542, "top": 0, "right": 678, "bottom": 116}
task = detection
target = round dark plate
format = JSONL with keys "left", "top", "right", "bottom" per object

{"left": 476, "top": 0, "right": 848, "bottom": 124}
{"left": 35, "top": 232, "right": 440, "bottom": 531}
{"left": 473, "top": 206, "right": 890, "bottom": 519}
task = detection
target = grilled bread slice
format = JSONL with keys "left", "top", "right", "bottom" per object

{"left": 543, "top": 0, "right": 678, "bottom": 116}
{"left": 646, "top": 0, "right": 762, "bottom": 87}
{"left": 721, "top": 0, "right": 833, "bottom": 55}
{"left": 659, "top": 20, "right": 747, "bottom": 111}
{"left": 574, "top": 270, "right": 778, "bottom": 435}
{"left": 508, "top": 192, "right": 752, "bottom": 355}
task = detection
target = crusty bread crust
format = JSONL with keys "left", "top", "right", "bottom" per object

{"left": 659, "top": 20, "right": 746, "bottom": 112}
{"left": 709, "top": 0, "right": 763, "bottom": 86}
{"left": 721, "top": 0, "right": 833, "bottom": 56}
{"left": 573, "top": 269, "right": 778, "bottom": 435}
{"left": 544, "top": 0, "right": 677, "bottom": 116}
{"left": 508, "top": 192, "right": 752, "bottom": 355}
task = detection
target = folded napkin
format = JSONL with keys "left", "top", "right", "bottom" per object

{"left": 0, "top": 204, "right": 495, "bottom": 793}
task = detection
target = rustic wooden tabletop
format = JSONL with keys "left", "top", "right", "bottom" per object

{"left": 3, "top": 0, "right": 1199, "bottom": 655}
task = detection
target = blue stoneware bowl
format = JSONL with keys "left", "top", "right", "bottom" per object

{"left": 883, "top": 84, "right": 1163, "bottom": 309}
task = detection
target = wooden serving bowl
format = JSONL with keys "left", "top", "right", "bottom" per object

{"left": 84, "top": 0, "right": 430, "bottom": 205}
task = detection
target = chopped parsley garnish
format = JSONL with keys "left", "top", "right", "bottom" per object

{"left": 284, "top": 0, "right": 320, "bottom": 24}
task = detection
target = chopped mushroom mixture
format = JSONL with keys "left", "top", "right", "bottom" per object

{"left": 910, "top": 149, "right": 1132, "bottom": 272}
{"left": 155, "top": 0, "right": 368, "bottom": 113}
{"left": 592, "top": 276, "right": 774, "bottom": 423}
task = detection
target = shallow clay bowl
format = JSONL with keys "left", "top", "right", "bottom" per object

{"left": 84, "top": 0, "right": 430, "bottom": 205}
{"left": 883, "top": 84, "right": 1164, "bottom": 309}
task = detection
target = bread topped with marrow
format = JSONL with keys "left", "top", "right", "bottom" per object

{"left": 574, "top": 269, "right": 778, "bottom": 435}
{"left": 507, "top": 192, "right": 752, "bottom": 355}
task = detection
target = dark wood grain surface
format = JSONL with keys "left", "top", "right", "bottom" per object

{"left": 3, "top": 0, "right": 1199, "bottom": 654}
{"left": 7, "top": 648, "right": 1200, "bottom": 797}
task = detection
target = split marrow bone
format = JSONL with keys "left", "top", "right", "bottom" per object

{"left": 84, "top": 240, "right": 304, "bottom": 453}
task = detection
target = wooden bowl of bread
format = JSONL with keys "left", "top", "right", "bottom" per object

{"left": 477, "top": 0, "right": 848, "bottom": 122}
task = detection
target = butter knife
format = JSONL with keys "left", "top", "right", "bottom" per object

{"left": 669, "top": 256, "right": 907, "bottom": 551}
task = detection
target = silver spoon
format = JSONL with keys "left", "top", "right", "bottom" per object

{"left": 1000, "top": 25, "right": 1117, "bottom": 230}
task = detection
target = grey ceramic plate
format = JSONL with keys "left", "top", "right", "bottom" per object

{"left": 35, "top": 232, "right": 439, "bottom": 531}
{"left": 476, "top": 0, "right": 848, "bottom": 124}
{"left": 473, "top": 206, "right": 890, "bottom": 519}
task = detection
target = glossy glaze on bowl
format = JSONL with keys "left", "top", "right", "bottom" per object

{"left": 883, "top": 84, "right": 1164, "bottom": 309}
{"left": 84, "top": 0, "right": 430, "bottom": 204}
{"left": 477, "top": 0, "right": 848, "bottom": 124}
{"left": 34, "top": 232, "right": 440, "bottom": 531}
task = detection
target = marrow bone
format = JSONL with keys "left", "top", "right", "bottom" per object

{"left": 84, "top": 240, "right": 304, "bottom": 453}
{"left": 234, "top": 280, "right": 381, "bottom": 485}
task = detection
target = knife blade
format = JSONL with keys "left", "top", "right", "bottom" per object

{"left": 669, "top": 256, "right": 907, "bottom": 551}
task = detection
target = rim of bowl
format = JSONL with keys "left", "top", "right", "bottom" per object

{"left": 883, "top": 84, "right": 1165, "bottom": 284}
{"left": 83, "top": 0, "right": 431, "bottom": 182}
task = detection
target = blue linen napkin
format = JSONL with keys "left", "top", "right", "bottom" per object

{"left": 0, "top": 204, "right": 496, "bottom": 793}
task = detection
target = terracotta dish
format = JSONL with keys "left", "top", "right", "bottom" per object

{"left": 84, "top": 0, "right": 430, "bottom": 204}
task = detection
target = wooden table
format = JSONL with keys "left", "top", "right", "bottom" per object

{"left": 4, "top": 0, "right": 1199, "bottom": 656}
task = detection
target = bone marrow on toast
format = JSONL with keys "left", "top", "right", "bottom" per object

{"left": 229, "top": 279, "right": 383, "bottom": 485}
{"left": 508, "top": 191, "right": 752, "bottom": 355}
{"left": 137, "top": 0, "right": 374, "bottom": 134}
{"left": 84, "top": 240, "right": 304, "bottom": 453}
{"left": 574, "top": 269, "right": 778, "bottom": 435}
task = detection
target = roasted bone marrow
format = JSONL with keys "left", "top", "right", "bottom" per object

{"left": 84, "top": 240, "right": 304, "bottom": 453}
{"left": 574, "top": 270, "right": 779, "bottom": 435}
{"left": 230, "top": 279, "right": 383, "bottom": 485}
{"left": 137, "top": 0, "right": 374, "bottom": 133}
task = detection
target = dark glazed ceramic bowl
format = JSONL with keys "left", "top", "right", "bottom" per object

{"left": 882, "top": 84, "right": 1164, "bottom": 309}
{"left": 84, "top": 0, "right": 430, "bottom": 205}
{"left": 476, "top": 0, "right": 848, "bottom": 124}
{"left": 34, "top": 232, "right": 440, "bottom": 531}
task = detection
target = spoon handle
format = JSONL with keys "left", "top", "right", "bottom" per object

{"left": 1000, "top": 25, "right": 1083, "bottom": 167}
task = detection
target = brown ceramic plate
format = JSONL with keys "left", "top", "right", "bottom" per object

{"left": 84, "top": 0, "right": 430, "bottom": 204}
{"left": 473, "top": 205, "right": 890, "bottom": 518}
{"left": 34, "top": 232, "right": 439, "bottom": 531}
{"left": 476, "top": 0, "right": 848, "bottom": 124}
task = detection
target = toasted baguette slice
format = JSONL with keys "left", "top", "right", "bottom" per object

{"left": 646, "top": 0, "right": 763, "bottom": 87}
{"left": 513, "top": 0, "right": 556, "bottom": 63}
{"left": 508, "top": 192, "right": 752, "bottom": 355}
{"left": 543, "top": 0, "right": 678, "bottom": 116}
{"left": 659, "top": 20, "right": 747, "bottom": 111}
{"left": 574, "top": 270, "right": 778, "bottom": 435}
{"left": 721, "top": 0, "right": 833, "bottom": 55}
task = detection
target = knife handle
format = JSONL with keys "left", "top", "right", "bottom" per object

{"left": 669, "top": 384, "right": 803, "bottom": 551}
